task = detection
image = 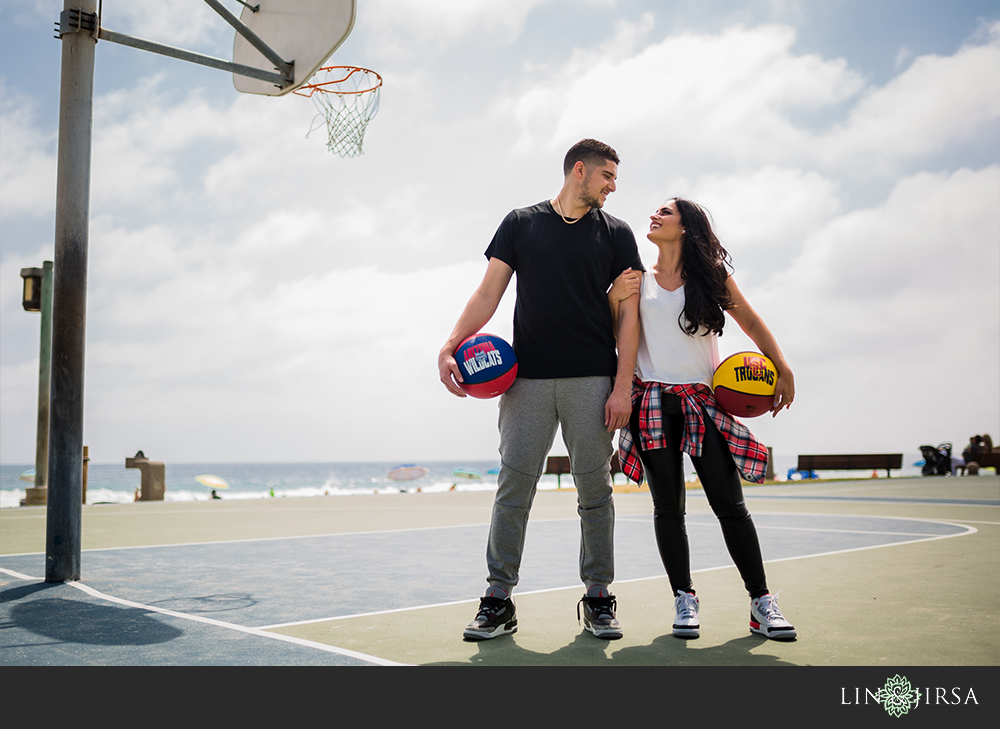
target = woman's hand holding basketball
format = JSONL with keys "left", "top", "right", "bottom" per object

{"left": 771, "top": 370, "right": 795, "bottom": 417}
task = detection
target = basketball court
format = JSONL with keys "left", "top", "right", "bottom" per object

{"left": 16, "top": 0, "right": 999, "bottom": 678}
{"left": 2, "top": 476, "right": 997, "bottom": 666}
{"left": 36, "top": 0, "right": 380, "bottom": 587}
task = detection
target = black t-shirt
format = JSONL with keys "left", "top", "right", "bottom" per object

{"left": 485, "top": 200, "right": 644, "bottom": 379}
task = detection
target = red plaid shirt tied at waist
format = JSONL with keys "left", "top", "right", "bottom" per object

{"left": 618, "top": 377, "right": 769, "bottom": 485}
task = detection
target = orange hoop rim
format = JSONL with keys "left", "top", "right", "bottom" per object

{"left": 293, "top": 66, "right": 383, "bottom": 98}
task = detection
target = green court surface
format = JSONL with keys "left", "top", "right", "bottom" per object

{"left": 2, "top": 476, "right": 997, "bottom": 668}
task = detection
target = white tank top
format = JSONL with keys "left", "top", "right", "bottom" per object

{"left": 635, "top": 270, "right": 720, "bottom": 386}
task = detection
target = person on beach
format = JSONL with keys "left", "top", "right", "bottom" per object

{"left": 959, "top": 435, "right": 984, "bottom": 475}
{"left": 438, "top": 139, "right": 644, "bottom": 641}
{"left": 608, "top": 197, "right": 797, "bottom": 640}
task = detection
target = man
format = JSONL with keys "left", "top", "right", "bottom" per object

{"left": 438, "top": 139, "right": 643, "bottom": 640}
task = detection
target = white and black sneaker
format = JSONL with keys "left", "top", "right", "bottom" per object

{"left": 672, "top": 590, "right": 700, "bottom": 638}
{"left": 463, "top": 595, "right": 517, "bottom": 641}
{"left": 750, "top": 592, "right": 796, "bottom": 640}
{"left": 578, "top": 586, "right": 623, "bottom": 640}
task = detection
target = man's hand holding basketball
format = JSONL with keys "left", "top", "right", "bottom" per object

{"left": 439, "top": 347, "right": 467, "bottom": 398}
{"left": 438, "top": 258, "right": 514, "bottom": 399}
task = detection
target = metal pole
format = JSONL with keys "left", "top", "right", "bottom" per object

{"left": 34, "top": 261, "right": 54, "bottom": 493}
{"left": 46, "top": 1, "right": 98, "bottom": 583}
{"left": 203, "top": 0, "right": 294, "bottom": 86}
{"left": 97, "top": 28, "right": 287, "bottom": 88}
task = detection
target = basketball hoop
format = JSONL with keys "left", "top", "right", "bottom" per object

{"left": 294, "top": 66, "right": 382, "bottom": 157}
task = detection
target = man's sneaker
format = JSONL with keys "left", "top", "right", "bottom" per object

{"left": 577, "top": 588, "right": 623, "bottom": 640}
{"left": 463, "top": 596, "right": 517, "bottom": 641}
{"left": 750, "top": 592, "right": 796, "bottom": 640}
{"left": 672, "top": 590, "right": 700, "bottom": 638}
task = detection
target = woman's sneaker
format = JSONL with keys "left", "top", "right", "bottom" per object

{"left": 750, "top": 592, "right": 796, "bottom": 640}
{"left": 463, "top": 596, "right": 517, "bottom": 641}
{"left": 672, "top": 590, "right": 700, "bottom": 638}
{"left": 577, "top": 587, "right": 623, "bottom": 639}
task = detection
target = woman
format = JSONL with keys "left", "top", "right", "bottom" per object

{"left": 610, "top": 197, "right": 796, "bottom": 640}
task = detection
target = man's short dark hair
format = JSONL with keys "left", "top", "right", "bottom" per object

{"left": 563, "top": 139, "right": 620, "bottom": 176}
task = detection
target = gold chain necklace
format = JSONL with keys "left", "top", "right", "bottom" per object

{"left": 553, "top": 197, "right": 587, "bottom": 225}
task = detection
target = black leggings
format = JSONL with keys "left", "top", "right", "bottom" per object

{"left": 630, "top": 394, "right": 768, "bottom": 599}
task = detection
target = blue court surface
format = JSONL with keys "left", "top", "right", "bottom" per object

{"left": 3, "top": 478, "right": 996, "bottom": 669}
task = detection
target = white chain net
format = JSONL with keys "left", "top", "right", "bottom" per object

{"left": 300, "top": 68, "right": 382, "bottom": 158}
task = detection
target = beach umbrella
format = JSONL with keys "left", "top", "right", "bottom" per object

{"left": 19, "top": 469, "right": 36, "bottom": 483}
{"left": 387, "top": 465, "right": 429, "bottom": 481}
{"left": 452, "top": 468, "right": 483, "bottom": 480}
{"left": 195, "top": 474, "right": 229, "bottom": 489}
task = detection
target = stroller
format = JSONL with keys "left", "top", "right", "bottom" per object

{"left": 919, "top": 442, "right": 953, "bottom": 476}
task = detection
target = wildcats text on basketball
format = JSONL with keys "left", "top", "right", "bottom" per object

{"left": 462, "top": 342, "right": 505, "bottom": 377}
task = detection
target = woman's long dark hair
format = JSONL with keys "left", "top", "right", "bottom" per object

{"left": 672, "top": 197, "right": 734, "bottom": 337}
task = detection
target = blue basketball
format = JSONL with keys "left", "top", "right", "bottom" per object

{"left": 454, "top": 333, "right": 518, "bottom": 399}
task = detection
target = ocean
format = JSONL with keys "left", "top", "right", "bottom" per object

{"left": 0, "top": 454, "right": 933, "bottom": 509}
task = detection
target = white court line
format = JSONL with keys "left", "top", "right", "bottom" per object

{"left": 0, "top": 519, "right": 518, "bottom": 559}
{"left": 260, "top": 596, "right": 499, "bottom": 630}
{"left": 1, "top": 510, "right": 987, "bottom": 559}
{"left": 754, "top": 524, "right": 954, "bottom": 537}
{"left": 2, "top": 516, "right": 982, "bottom": 636}
{"left": 258, "top": 518, "right": 981, "bottom": 630}
{"left": 616, "top": 512, "right": 976, "bottom": 537}
{"left": 929, "top": 519, "right": 999, "bottom": 525}
{"left": 0, "top": 567, "right": 36, "bottom": 581}
{"left": 748, "top": 511, "right": 991, "bottom": 525}
{"left": 0, "top": 566, "right": 409, "bottom": 667}
{"left": 618, "top": 517, "right": 962, "bottom": 538}
{"left": 746, "top": 496, "right": 999, "bottom": 507}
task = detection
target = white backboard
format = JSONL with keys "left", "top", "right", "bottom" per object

{"left": 233, "top": 0, "right": 357, "bottom": 96}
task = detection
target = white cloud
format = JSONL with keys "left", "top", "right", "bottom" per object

{"left": 624, "top": 167, "right": 844, "bottom": 292}
{"left": 2, "top": 0, "right": 61, "bottom": 26}
{"left": 3, "top": 7, "right": 998, "bottom": 465}
{"left": 672, "top": 167, "right": 842, "bottom": 257}
{"left": 99, "top": 0, "right": 231, "bottom": 53}
{"left": 501, "top": 23, "right": 866, "bottom": 162}
{"left": 500, "top": 20, "right": 1000, "bottom": 176}
{"left": 365, "top": 0, "right": 560, "bottom": 56}
{"left": 738, "top": 166, "right": 1000, "bottom": 454}
{"left": 73, "top": 259, "right": 515, "bottom": 462}
{"left": 819, "top": 30, "right": 1000, "bottom": 167}
{"left": 783, "top": 166, "right": 999, "bottom": 307}
{"left": 89, "top": 76, "right": 235, "bottom": 212}
{"left": 894, "top": 46, "right": 914, "bottom": 71}
{"left": 0, "top": 88, "right": 57, "bottom": 219}
{"left": 0, "top": 359, "right": 39, "bottom": 453}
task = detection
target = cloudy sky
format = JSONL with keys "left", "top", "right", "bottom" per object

{"left": 1, "top": 0, "right": 998, "bottom": 466}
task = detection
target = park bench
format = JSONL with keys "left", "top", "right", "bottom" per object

{"left": 796, "top": 453, "right": 903, "bottom": 478}
{"left": 545, "top": 454, "right": 622, "bottom": 488}
{"left": 967, "top": 451, "right": 1000, "bottom": 470}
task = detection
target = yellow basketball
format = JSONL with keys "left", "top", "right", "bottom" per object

{"left": 712, "top": 351, "right": 777, "bottom": 419}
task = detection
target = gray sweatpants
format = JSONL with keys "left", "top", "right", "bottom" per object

{"left": 487, "top": 376, "right": 616, "bottom": 594}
